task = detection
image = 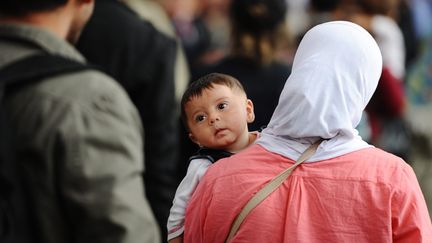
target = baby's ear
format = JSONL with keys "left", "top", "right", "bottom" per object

{"left": 246, "top": 99, "right": 255, "bottom": 123}
{"left": 188, "top": 133, "right": 201, "bottom": 147}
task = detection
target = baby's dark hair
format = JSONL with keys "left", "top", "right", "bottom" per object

{"left": 181, "top": 73, "right": 246, "bottom": 129}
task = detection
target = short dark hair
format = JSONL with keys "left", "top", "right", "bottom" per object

{"left": 310, "top": 0, "right": 342, "bottom": 12}
{"left": 230, "top": 0, "right": 287, "bottom": 35}
{"left": 181, "top": 73, "right": 246, "bottom": 129}
{"left": 0, "top": 0, "right": 67, "bottom": 16}
{"left": 229, "top": 0, "right": 287, "bottom": 66}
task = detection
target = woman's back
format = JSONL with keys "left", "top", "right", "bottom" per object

{"left": 185, "top": 144, "right": 432, "bottom": 242}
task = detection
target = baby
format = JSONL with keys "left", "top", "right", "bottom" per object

{"left": 167, "top": 73, "right": 258, "bottom": 242}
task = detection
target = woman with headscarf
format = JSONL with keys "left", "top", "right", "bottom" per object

{"left": 183, "top": 21, "right": 432, "bottom": 242}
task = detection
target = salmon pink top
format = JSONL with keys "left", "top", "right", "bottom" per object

{"left": 184, "top": 145, "right": 432, "bottom": 242}
{"left": 184, "top": 21, "right": 432, "bottom": 243}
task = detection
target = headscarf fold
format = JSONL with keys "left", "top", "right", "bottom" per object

{"left": 257, "top": 21, "right": 382, "bottom": 162}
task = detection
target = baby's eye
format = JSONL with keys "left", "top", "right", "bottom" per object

{"left": 217, "top": 103, "right": 228, "bottom": 110}
{"left": 195, "top": 115, "right": 206, "bottom": 122}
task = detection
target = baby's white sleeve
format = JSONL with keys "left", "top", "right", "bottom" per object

{"left": 167, "top": 158, "right": 212, "bottom": 241}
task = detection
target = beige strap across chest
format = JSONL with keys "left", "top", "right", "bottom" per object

{"left": 225, "top": 139, "right": 324, "bottom": 242}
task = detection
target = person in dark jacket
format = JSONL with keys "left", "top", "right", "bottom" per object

{"left": 77, "top": 0, "right": 179, "bottom": 240}
{"left": 0, "top": 0, "right": 160, "bottom": 242}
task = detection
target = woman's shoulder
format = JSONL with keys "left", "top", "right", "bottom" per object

{"left": 330, "top": 147, "right": 413, "bottom": 184}
{"left": 350, "top": 147, "right": 407, "bottom": 166}
{"left": 204, "top": 144, "right": 283, "bottom": 179}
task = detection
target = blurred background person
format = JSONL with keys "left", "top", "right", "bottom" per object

{"left": 352, "top": 0, "right": 406, "bottom": 80}
{"left": 77, "top": 0, "right": 179, "bottom": 240}
{"left": 197, "top": 0, "right": 232, "bottom": 67}
{"left": 305, "top": 0, "right": 409, "bottom": 158}
{"left": 123, "top": 0, "right": 190, "bottom": 108}
{"left": 166, "top": 0, "right": 213, "bottom": 76}
{"left": 348, "top": 0, "right": 411, "bottom": 160}
{"left": 404, "top": 0, "right": 432, "bottom": 218}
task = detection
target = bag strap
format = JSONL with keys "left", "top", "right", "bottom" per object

{"left": 0, "top": 53, "right": 92, "bottom": 87}
{"left": 225, "top": 139, "right": 324, "bottom": 242}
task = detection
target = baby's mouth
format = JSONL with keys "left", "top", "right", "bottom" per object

{"left": 215, "top": 128, "right": 227, "bottom": 136}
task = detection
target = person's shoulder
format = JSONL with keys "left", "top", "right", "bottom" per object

{"left": 114, "top": 5, "right": 175, "bottom": 48}
{"left": 266, "top": 61, "right": 292, "bottom": 78}
{"left": 139, "top": 21, "right": 176, "bottom": 51}
{"left": 345, "top": 147, "right": 408, "bottom": 171}
{"left": 360, "top": 147, "right": 406, "bottom": 165}
{"left": 126, "top": 17, "right": 176, "bottom": 61}
{"left": 362, "top": 147, "right": 423, "bottom": 191}
{"left": 372, "top": 15, "right": 401, "bottom": 31}
{"left": 270, "top": 60, "right": 291, "bottom": 70}
{"left": 91, "top": 1, "right": 176, "bottom": 51}
{"left": 202, "top": 144, "right": 268, "bottom": 179}
{"left": 31, "top": 69, "right": 134, "bottom": 112}
{"left": 349, "top": 147, "right": 413, "bottom": 182}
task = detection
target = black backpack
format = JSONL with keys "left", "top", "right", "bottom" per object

{"left": 0, "top": 53, "right": 92, "bottom": 242}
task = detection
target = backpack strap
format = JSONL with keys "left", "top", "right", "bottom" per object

{"left": 0, "top": 53, "right": 94, "bottom": 91}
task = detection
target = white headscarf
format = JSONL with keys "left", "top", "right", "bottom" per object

{"left": 257, "top": 21, "right": 382, "bottom": 162}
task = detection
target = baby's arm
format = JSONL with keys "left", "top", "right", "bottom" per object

{"left": 167, "top": 158, "right": 212, "bottom": 241}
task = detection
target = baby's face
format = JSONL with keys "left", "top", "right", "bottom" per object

{"left": 185, "top": 84, "right": 254, "bottom": 153}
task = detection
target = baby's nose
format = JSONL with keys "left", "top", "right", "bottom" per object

{"left": 209, "top": 115, "right": 220, "bottom": 124}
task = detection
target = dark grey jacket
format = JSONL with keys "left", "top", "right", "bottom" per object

{"left": 0, "top": 23, "right": 160, "bottom": 243}
{"left": 77, "top": 1, "right": 180, "bottom": 239}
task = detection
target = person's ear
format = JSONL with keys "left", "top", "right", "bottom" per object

{"left": 246, "top": 99, "right": 255, "bottom": 123}
{"left": 188, "top": 133, "right": 201, "bottom": 147}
